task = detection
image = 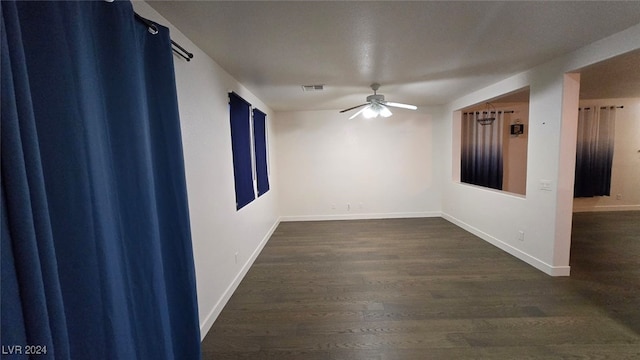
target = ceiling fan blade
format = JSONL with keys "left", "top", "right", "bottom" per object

{"left": 385, "top": 102, "right": 418, "bottom": 110}
{"left": 339, "top": 103, "right": 369, "bottom": 113}
{"left": 348, "top": 106, "right": 369, "bottom": 120}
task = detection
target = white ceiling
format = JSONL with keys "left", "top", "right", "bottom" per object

{"left": 148, "top": 1, "right": 640, "bottom": 112}
{"left": 579, "top": 49, "right": 640, "bottom": 100}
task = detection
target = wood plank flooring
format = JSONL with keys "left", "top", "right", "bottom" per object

{"left": 202, "top": 214, "right": 640, "bottom": 359}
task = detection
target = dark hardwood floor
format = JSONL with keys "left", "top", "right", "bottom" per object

{"left": 202, "top": 213, "right": 640, "bottom": 359}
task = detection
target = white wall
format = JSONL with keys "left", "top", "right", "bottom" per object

{"left": 133, "top": 2, "right": 280, "bottom": 339}
{"left": 274, "top": 108, "right": 442, "bottom": 220}
{"left": 574, "top": 98, "right": 640, "bottom": 212}
{"left": 441, "top": 23, "right": 640, "bottom": 276}
{"left": 503, "top": 103, "right": 530, "bottom": 195}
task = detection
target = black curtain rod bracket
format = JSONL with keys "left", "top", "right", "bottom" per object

{"left": 134, "top": 13, "right": 158, "bottom": 34}
{"left": 134, "top": 12, "right": 193, "bottom": 62}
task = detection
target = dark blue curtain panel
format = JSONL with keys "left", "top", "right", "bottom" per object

{"left": 252, "top": 109, "right": 270, "bottom": 197}
{"left": 460, "top": 112, "right": 504, "bottom": 190}
{"left": 574, "top": 107, "right": 615, "bottom": 197}
{"left": 229, "top": 92, "right": 255, "bottom": 210}
{"left": 1, "top": 1, "right": 201, "bottom": 359}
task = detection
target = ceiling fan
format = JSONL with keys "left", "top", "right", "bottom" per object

{"left": 339, "top": 83, "right": 417, "bottom": 119}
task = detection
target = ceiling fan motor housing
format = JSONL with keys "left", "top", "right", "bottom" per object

{"left": 367, "top": 94, "right": 385, "bottom": 103}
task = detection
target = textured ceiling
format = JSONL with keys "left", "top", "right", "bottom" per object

{"left": 148, "top": 1, "right": 640, "bottom": 112}
{"left": 579, "top": 49, "right": 640, "bottom": 100}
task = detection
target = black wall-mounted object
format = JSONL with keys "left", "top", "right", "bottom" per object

{"left": 511, "top": 123, "right": 524, "bottom": 135}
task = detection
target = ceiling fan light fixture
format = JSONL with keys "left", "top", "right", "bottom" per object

{"left": 363, "top": 105, "right": 378, "bottom": 119}
{"left": 379, "top": 105, "right": 392, "bottom": 117}
{"left": 340, "top": 84, "right": 417, "bottom": 119}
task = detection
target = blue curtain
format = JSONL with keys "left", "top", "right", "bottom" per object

{"left": 574, "top": 107, "right": 616, "bottom": 197}
{"left": 229, "top": 92, "right": 255, "bottom": 210}
{"left": 1, "top": 1, "right": 201, "bottom": 359}
{"left": 252, "top": 109, "right": 270, "bottom": 197}
{"left": 460, "top": 111, "right": 504, "bottom": 190}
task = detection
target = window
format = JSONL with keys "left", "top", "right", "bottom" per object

{"left": 229, "top": 92, "right": 270, "bottom": 209}
{"left": 252, "top": 108, "right": 270, "bottom": 196}
{"left": 229, "top": 92, "right": 255, "bottom": 210}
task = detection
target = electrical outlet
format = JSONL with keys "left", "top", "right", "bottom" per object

{"left": 616, "top": 194, "right": 623, "bottom": 200}
{"left": 518, "top": 231, "right": 525, "bottom": 242}
{"left": 347, "top": 203, "right": 351, "bottom": 211}
{"left": 235, "top": 252, "right": 239, "bottom": 264}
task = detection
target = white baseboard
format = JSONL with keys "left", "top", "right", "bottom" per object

{"left": 199, "top": 218, "right": 281, "bottom": 340}
{"left": 280, "top": 211, "right": 442, "bottom": 222}
{"left": 441, "top": 212, "right": 570, "bottom": 277}
{"left": 573, "top": 205, "right": 640, "bottom": 213}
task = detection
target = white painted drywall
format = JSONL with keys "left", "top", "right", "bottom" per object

{"left": 274, "top": 108, "right": 442, "bottom": 220}
{"left": 441, "top": 23, "right": 640, "bottom": 276}
{"left": 503, "top": 103, "right": 530, "bottom": 195}
{"left": 573, "top": 98, "right": 640, "bottom": 212}
{"left": 133, "top": 2, "right": 280, "bottom": 339}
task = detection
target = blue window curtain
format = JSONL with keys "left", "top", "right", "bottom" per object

{"left": 252, "top": 109, "right": 270, "bottom": 196}
{"left": 574, "top": 107, "right": 616, "bottom": 198}
{"left": 1, "top": 1, "right": 201, "bottom": 359}
{"left": 460, "top": 111, "right": 504, "bottom": 190}
{"left": 229, "top": 92, "right": 255, "bottom": 210}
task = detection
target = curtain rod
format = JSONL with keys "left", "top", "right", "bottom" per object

{"left": 463, "top": 110, "right": 515, "bottom": 114}
{"left": 579, "top": 106, "right": 624, "bottom": 110}
{"left": 134, "top": 13, "right": 194, "bottom": 62}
